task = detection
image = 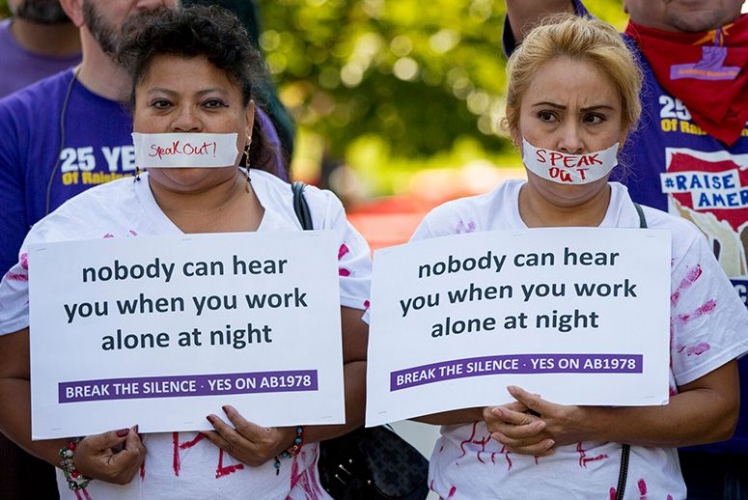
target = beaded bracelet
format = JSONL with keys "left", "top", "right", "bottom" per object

{"left": 274, "top": 426, "right": 304, "bottom": 475}
{"left": 59, "top": 437, "right": 92, "bottom": 490}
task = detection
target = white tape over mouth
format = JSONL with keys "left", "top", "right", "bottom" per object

{"left": 132, "top": 133, "right": 239, "bottom": 168}
{"left": 522, "top": 138, "right": 619, "bottom": 185}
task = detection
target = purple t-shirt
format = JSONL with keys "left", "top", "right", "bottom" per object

{"left": 0, "top": 68, "right": 288, "bottom": 278}
{"left": 0, "top": 19, "right": 81, "bottom": 98}
{"left": 504, "top": 1, "right": 748, "bottom": 455}
{"left": 0, "top": 69, "right": 134, "bottom": 277}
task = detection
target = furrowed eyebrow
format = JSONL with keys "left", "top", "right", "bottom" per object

{"left": 530, "top": 101, "right": 565, "bottom": 109}
{"left": 530, "top": 102, "right": 615, "bottom": 113}
{"left": 579, "top": 105, "right": 615, "bottom": 113}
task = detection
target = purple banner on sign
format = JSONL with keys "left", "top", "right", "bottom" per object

{"left": 390, "top": 354, "right": 643, "bottom": 391}
{"left": 59, "top": 370, "right": 318, "bottom": 403}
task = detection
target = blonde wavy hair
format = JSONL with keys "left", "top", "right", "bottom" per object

{"left": 503, "top": 14, "right": 643, "bottom": 146}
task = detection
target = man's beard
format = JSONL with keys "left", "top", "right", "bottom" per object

{"left": 14, "top": 0, "right": 72, "bottom": 25}
{"left": 81, "top": 1, "right": 176, "bottom": 61}
{"left": 81, "top": 0, "right": 119, "bottom": 59}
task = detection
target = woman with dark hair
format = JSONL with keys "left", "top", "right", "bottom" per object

{"left": 0, "top": 5, "right": 370, "bottom": 498}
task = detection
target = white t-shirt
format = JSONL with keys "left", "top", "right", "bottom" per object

{"left": 412, "top": 180, "right": 748, "bottom": 500}
{"left": 0, "top": 169, "right": 372, "bottom": 500}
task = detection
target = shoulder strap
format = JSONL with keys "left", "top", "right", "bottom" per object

{"left": 633, "top": 202, "right": 647, "bottom": 229}
{"left": 615, "top": 201, "right": 647, "bottom": 500}
{"left": 615, "top": 444, "right": 630, "bottom": 500}
{"left": 292, "top": 181, "right": 313, "bottom": 230}
{"left": 615, "top": 203, "right": 646, "bottom": 500}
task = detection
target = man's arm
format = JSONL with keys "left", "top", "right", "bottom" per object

{"left": 505, "top": 0, "right": 576, "bottom": 48}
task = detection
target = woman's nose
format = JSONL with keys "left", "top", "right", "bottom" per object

{"left": 556, "top": 122, "right": 584, "bottom": 154}
{"left": 171, "top": 106, "right": 202, "bottom": 133}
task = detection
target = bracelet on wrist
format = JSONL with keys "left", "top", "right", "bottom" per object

{"left": 273, "top": 426, "right": 304, "bottom": 475}
{"left": 59, "top": 437, "right": 92, "bottom": 490}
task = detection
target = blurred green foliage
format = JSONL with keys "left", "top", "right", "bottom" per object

{"left": 256, "top": 0, "right": 626, "bottom": 192}
{"left": 259, "top": 0, "right": 509, "bottom": 160}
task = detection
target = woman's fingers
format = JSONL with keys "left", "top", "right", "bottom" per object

{"left": 73, "top": 426, "right": 145, "bottom": 485}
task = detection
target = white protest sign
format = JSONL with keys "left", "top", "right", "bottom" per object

{"left": 28, "top": 231, "right": 344, "bottom": 439}
{"left": 366, "top": 228, "right": 671, "bottom": 427}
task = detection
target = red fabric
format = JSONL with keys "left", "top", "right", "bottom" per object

{"left": 625, "top": 16, "right": 748, "bottom": 146}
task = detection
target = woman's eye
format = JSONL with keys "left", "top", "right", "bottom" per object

{"left": 537, "top": 110, "right": 557, "bottom": 122}
{"left": 584, "top": 113, "right": 605, "bottom": 125}
{"left": 150, "top": 99, "right": 172, "bottom": 110}
{"left": 204, "top": 99, "right": 227, "bottom": 109}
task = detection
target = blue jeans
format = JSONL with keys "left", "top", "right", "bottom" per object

{"left": 679, "top": 449, "right": 748, "bottom": 499}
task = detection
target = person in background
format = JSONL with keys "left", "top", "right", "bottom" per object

{"left": 502, "top": 2, "right": 748, "bottom": 497}
{"left": 410, "top": 14, "right": 748, "bottom": 499}
{"left": 0, "top": 0, "right": 81, "bottom": 98}
{"left": 0, "top": 5, "right": 370, "bottom": 498}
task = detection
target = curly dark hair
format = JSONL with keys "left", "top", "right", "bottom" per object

{"left": 117, "top": 4, "right": 281, "bottom": 175}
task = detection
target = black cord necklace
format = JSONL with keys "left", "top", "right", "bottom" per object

{"left": 44, "top": 65, "right": 81, "bottom": 215}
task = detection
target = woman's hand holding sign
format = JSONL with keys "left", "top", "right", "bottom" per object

{"left": 203, "top": 405, "right": 294, "bottom": 467}
{"left": 485, "top": 386, "right": 588, "bottom": 456}
{"left": 74, "top": 426, "right": 146, "bottom": 485}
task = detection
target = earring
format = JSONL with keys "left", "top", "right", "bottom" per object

{"left": 241, "top": 136, "right": 252, "bottom": 167}
{"left": 134, "top": 166, "right": 142, "bottom": 182}
{"left": 243, "top": 136, "right": 252, "bottom": 192}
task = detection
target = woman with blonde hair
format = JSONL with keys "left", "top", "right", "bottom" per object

{"left": 412, "top": 14, "right": 748, "bottom": 499}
